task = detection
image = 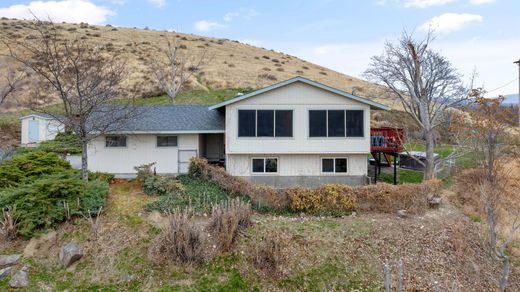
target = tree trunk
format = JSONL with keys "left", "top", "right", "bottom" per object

{"left": 424, "top": 131, "right": 436, "bottom": 180}
{"left": 81, "top": 141, "right": 89, "bottom": 181}
{"left": 500, "top": 255, "right": 510, "bottom": 292}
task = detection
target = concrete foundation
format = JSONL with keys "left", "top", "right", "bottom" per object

{"left": 240, "top": 175, "right": 369, "bottom": 188}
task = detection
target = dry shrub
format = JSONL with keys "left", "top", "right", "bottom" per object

{"left": 287, "top": 184, "right": 356, "bottom": 214}
{"left": 0, "top": 206, "right": 19, "bottom": 240}
{"left": 153, "top": 208, "right": 203, "bottom": 264}
{"left": 209, "top": 198, "right": 252, "bottom": 252}
{"left": 249, "top": 233, "right": 287, "bottom": 275}
{"left": 355, "top": 180, "right": 441, "bottom": 214}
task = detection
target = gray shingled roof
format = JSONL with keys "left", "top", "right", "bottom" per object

{"left": 101, "top": 105, "right": 224, "bottom": 133}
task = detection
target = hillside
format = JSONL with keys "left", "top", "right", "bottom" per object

{"left": 0, "top": 18, "right": 398, "bottom": 112}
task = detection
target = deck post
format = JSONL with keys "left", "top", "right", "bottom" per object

{"left": 393, "top": 154, "right": 397, "bottom": 185}
{"left": 374, "top": 153, "right": 378, "bottom": 184}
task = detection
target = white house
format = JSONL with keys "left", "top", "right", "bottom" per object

{"left": 20, "top": 113, "right": 65, "bottom": 145}
{"left": 84, "top": 77, "right": 390, "bottom": 186}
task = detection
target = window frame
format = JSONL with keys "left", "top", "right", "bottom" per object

{"left": 308, "top": 109, "right": 365, "bottom": 138}
{"left": 156, "top": 135, "right": 178, "bottom": 148}
{"left": 237, "top": 109, "right": 294, "bottom": 138}
{"left": 320, "top": 157, "right": 348, "bottom": 174}
{"left": 105, "top": 135, "right": 127, "bottom": 148}
{"left": 251, "top": 157, "right": 279, "bottom": 174}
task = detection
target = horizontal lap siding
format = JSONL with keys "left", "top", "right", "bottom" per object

{"left": 87, "top": 134, "right": 199, "bottom": 174}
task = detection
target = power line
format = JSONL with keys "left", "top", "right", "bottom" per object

{"left": 487, "top": 77, "right": 519, "bottom": 93}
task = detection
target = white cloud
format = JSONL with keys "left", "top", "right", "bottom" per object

{"left": 193, "top": 20, "right": 227, "bottom": 32}
{"left": 147, "top": 0, "right": 165, "bottom": 8}
{"left": 223, "top": 8, "right": 258, "bottom": 22}
{"left": 420, "top": 13, "right": 483, "bottom": 33}
{"left": 404, "top": 0, "right": 456, "bottom": 8}
{"left": 469, "top": 0, "right": 495, "bottom": 5}
{"left": 0, "top": 0, "right": 114, "bottom": 24}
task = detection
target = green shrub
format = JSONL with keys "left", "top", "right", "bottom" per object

{"left": 142, "top": 175, "right": 184, "bottom": 196}
{"left": 134, "top": 162, "right": 156, "bottom": 182}
{"left": 37, "top": 132, "right": 82, "bottom": 155}
{"left": 0, "top": 171, "right": 109, "bottom": 238}
{"left": 89, "top": 171, "right": 115, "bottom": 183}
{"left": 145, "top": 175, "right": 229, "bottom": 214}
{"left": 0, "top": 150, "right": 71, "bottom": 189}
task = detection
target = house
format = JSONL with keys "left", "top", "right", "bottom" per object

{"left": 19, "top": 113, "right": 64, "bottom": 146}
{"left": 85, "top": 76, "right": 390, "bottom": 186}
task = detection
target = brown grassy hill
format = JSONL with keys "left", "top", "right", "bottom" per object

{"left": 0, "top": 18, "right": 399, "bottom": 112}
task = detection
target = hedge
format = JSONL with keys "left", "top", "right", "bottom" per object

{"left": 188, "top": 157, "right": 441, "bottom": 215}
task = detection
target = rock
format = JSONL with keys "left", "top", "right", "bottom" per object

{"left": 9, "top": 268, "right": 28, "bottom": 288}
{"left": 0, "top": 267, "right": 11, "bottom": 280}
{"left": 0, "top": 254, "right": 21, "bottom": 268}
{"left": 59, "top": 242, "right": 83, "bottom": 268}
{"left": 429, "top": 196, "right": 442, "bottom": 208}
{"left": 397, "top": 209, "right": 408, "bottom": 218}
{"left": 24, "top": 231, "right": 58, "bottom": 258}
{"left": 350, "top": 211, "right": 357, "bottom": 217}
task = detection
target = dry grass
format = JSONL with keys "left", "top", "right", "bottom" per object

{"left": 0, "top": 19, "right": 399, "bottom": 112}
{"left": 209, "top": 198, "right": 252, "bottom": 252}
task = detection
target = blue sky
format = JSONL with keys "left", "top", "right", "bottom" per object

{"left": 1, "top": 0, "right": 519, "bottom": 98}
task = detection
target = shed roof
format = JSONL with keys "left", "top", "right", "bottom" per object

{"left": 19, "top": 113, "right": 57, "bottom": 120}
{"left": 208, "top": 76, "right": 390, "bottom": 111}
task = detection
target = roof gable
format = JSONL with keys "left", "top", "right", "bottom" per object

{"left": 208, "top": 76, "right": 390, "bottom": 111}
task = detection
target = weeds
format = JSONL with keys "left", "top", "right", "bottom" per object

{"left": 0, "top": 205, "right": 19, "bottom": 240}
{"left": 209, "top": 198, "right": 252, "bottom": 252}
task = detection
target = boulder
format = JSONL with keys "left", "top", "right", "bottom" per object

{"left": 0, "top": 254, "right": 21, "bottom": 268}
{"left": 9, "top": 268, "right": 28, "bottom": 288}
{"left": 397, "top": 209, "right": 408, "bottom": 218}
{"left": 23, "top": 231, "right": 58, "bottom": 258}
{"left": 59, "top": 242, "right": 83, "bottom": 268}
{"left": 0, "top": 267, "right": 11, "bottom": 280}
{"left": 428, "top": 196, "right": 442, "bottom": 208}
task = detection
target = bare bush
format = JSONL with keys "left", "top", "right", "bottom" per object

{"left": 209, "top": 198, "right": 252, "bottom": 252}
{"left": 154, "top": 208, "right": 203, "bottom": 264}
{"left": 0, "top": 205, "right": 19, "bottom": 240}
{"left": 249, "top": 233, "right": 286, "bottom": 275}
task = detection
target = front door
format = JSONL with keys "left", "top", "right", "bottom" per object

{"left": 178, "top": 149, "right": 197, "bottom": 174}
{"left": 28, "top": 120, "right": 39, "bottom": 143}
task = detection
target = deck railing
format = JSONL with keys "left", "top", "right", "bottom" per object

{"left": 370, "top": 127, "right": 404, "bottom": 152}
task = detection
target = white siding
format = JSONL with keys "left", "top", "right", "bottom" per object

{"left": 225, "top": 81, "right": 371, "bottom": 155}
{"left": 87, "top": 134, "right": 199, "bottom": 174}
{"left": 227, "top": 154, "right": 368, "bottom": 176}
{"left": 20, "top": 116, "right": 64, "bottom": 145}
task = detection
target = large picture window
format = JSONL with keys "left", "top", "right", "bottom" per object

{"left": 251, "top": 157, "right": 278, "bottom": 173}
{"left": 106, "top": 135, "right": 127, "bottom": 147}
{"left": 157, "top": 135, "right": 178, "bottom": 147}
{"left": 321, "top": 158, "right": 347, "bottom": 173}
{"left": 238, "top": 110, "right": 293, "bottom": 138}
{"left": 309, "top": 110, "right": 364, "bottom": 138}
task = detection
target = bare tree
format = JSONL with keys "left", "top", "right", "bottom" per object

{"left": 365, "top": 31, "right": 466, "bottom": 180}
{"left": 0, "top": 67, "right": 24, "bottom": 106}
{"left": 150, "top": 37, "right": 208, "bottom": 104}
{"left": 1, "top": 18, "right": 139, "bottom": 181}
{"left": 469, "top": 90, "right": 519, "bottom": 291}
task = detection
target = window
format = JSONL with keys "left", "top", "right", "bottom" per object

{"left": 157, "top": 135, "right": 178, "bottom": 147}
{"left": 309, "top": 110, "right": 327, "bottom": 137}
{"left": 238, "top": 110, "right": 293, "bottom": 138}
{"left": 321, "top": 158, "right": 347, "bottom": 173}
{"left": 106, "top": 135, "right": 127, "bottom": 147}
{"left": 251, "top": 158, "right": 278, "bottom": 173}
{"left": 346, "top": 110, "right": 364, "bottom": 137}
{"left": 238, "top": 110, "right": 256, "bottom": 137}
{"left": 309, "top": 110, "right": 364, "bottom": 138}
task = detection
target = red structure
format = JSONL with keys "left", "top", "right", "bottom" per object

{"left": 370, "top": 127, "right": 404, "bottom": 185}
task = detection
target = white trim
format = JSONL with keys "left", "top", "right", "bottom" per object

{"left": 208, "top": 76, "right": 390, "bottom": 111}
{"left": 320, "top": 157, "right": 349, "bottom": 175}
{"left": 96, "top": 130, "right": 225, "bottom": 134}
{"left": 250, "top": 157, "right": 279, "bottom": 175}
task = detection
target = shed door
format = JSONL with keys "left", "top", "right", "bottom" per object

{"left": 178, "top": 150, "right": 197, "bottom": 174}
{"left": 28, "top": 120, "right": 40, "bottom": 143}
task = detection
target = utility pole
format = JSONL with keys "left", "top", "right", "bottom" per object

{"left": 515, "top": 59, "right": 520, "bottom": 129}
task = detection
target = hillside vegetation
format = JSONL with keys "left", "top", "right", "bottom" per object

{"left": 0, "top": 18, "right": 398, "bottom": 112}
